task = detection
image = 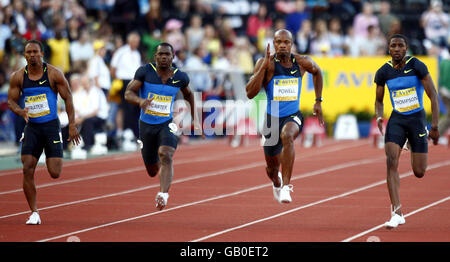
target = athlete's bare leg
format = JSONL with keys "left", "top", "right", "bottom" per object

{"left": 265, "top": 154, "right": 281, "bottom": 187}
{"left": 46, "top": 157, "right": 62, "bottom": 179}
{"left": 385, "top": 142, "right": 402, "bottom": 215}
{"left": 410, "top": 152, "right": 427, "bottom": 178}
{"left": 279, "top": 122, "right": 300, "bottom": 185}
{"left": 158, "top": 145, "right": 175, "bottom": 193}
{"left": 21, "top": 155, "right": 39, "bottom": 212}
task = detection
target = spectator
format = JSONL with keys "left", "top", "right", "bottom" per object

{"left": 185, "top": 14, "right": 205, "bottom": 53}
{"left": 88, "top": 40, "right": 111, "bottom": 96}
{"left": 141, "top": 29, "right": 162, "bottom": 63}
{"left": 343, "top": 26, "right": 364, "bottom": 57}
{"left": 0, "top": 12, "right": 12, "bottom": 60}
{"left": 66, "top": 17, "right": 81, "bottom": 42}
{"left": 359, "top": 25, "right": 386, "bottom": 56}
{"left": 217, "top": 17, "right": 237, "bottom": 50}
{"left": 69, "top": 28, "right": 94, "bottom": 64}
{"left": 47, "top": 28, "right": 70, "bottom": 74}
{"left": 232, "top": 36, "right": 254, "bottom": 77}
{"left": 184, "top": 45, "right": 213, "bottom": 92}
{"left": 110, "top": 31, "right": 142, "bottom": 139}
{"left": 377, "top": 1, "right": 399, "bottom": 38}
{"left": 352, "top": 1, "right": 379, "bottom": 38}
{"left": 420, "top": 0, "right": 449, "bottom": 56}
{"left": 310, "top": 19, "right": 331, "bottom": 56}
{"left": 75, "top": 75, "right": 109, "bottom": 152}
{"left": 163, "top": 18, "right": 186, "bottom": 53}
{"left": 296, "top": 19, "right": 313, "bottom": 54}
{"left": 144, "top": 0, "right": 167, "bottom": 33}
{"left": 246, "top": 3, "right": 272, "bottom": 44}
{"left": 285, "top": 0, "right": 310, "bottom": 36}
{"left": 328, "top": 17, "right": 345, "bottom": 57}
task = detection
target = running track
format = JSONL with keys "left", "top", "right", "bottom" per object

{"left": 0, "top": 138, "right": 449, "bottom": 243}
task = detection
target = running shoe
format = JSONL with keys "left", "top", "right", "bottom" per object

{"left": 279, "top": 185, "right": 294, "bottom": 203}
{"left": 155, "top": 192, "right": 169, "bottom": 210}
{"left": 384, "top": 213, "right": 405, "bottom": 229}
{"left": 272, "top": 172, "right": 283, "bottom": 202}
{"left": 26, "top": 212, "right": 41, "bottom": 225}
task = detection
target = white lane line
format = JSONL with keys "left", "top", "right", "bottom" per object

{"left": 35, "top": 157, "right": 382, "bottom": 242}
{"left": 1, "top": 141, "right": 366, "bottom": 219}
{"left": 190, "top": 160, "right": 450, "bottom": 242}
{"left": 341, "top": 195, "right": 450, "bottom": 242}
{"left": 0, "top": 139, "right": 267, "bottom": 177}
{"left": 0, "top": 140, "right": 364, "bottom": 195}
{"left": 0, "top": 147, "right": 261, "bottom": 195}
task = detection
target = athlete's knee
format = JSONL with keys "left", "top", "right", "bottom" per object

{"left": 280, "top": 131, "right": 295, "bottom": 145}
{"left": 158, "top": 149, "right": 174, "bottom": 166}
{"left": 22, "top": 165, "right": 35, "bottom": 179}
{"left": 46, "top": 162, "right": 62, "bottom": 179}
{"left": 386, "top": 154, "right": 399, "bottom": 169}
{"left": 49, "top": 170, "right": 60, "bottom": 179}
{"left": 145, "top": 165, "right": 159, "bottom": 177}
{"left": 413, "top": 167, "right": 426, "bottom": 178}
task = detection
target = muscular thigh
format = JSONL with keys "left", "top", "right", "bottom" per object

{"left": 405, "top": 112, "right": 428, "bottom": 153}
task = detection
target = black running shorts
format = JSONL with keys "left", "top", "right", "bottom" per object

{"left": 263, "top": 111, "right": 304, "bottom": 156}
{"left": 385, "top": 109, "right": 428, "bottom": 153}
{"left": 21, "top": 118, "right": 63, "bottom": 159}
{"left": 139, "top": 119, "right": 179, "bottom": 165}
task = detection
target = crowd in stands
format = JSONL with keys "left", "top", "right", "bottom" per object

{"left": 0, "top": 0, "right": 449, "bottom": 151}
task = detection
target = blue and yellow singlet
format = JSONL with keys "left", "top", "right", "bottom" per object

{"left": 374, "top": 56, "right": 429, "bottom": 115}
{"left": 22, "top": 63, "right": 58, "bottom": 123}
{"left": 265, "top": 55, "right": 302, "bottom": 117}
{"left": 134, "top": 63, "right": 189, "bottom": 124}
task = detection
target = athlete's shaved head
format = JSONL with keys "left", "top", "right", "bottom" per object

{"left": 274, "top": 29, "right": 293, "bottom": 40}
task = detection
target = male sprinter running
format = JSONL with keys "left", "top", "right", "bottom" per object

{"left": 374, "top": 34, "right": 440, "bottom": 228}
{"left": 125, "top": 42, "right": 203, "bottom": 210}
{"left": 246, "top": 29, "right": 324, "bottom": 204}
{"left": 8, "top": 40, "right": 81, "bottom": 224}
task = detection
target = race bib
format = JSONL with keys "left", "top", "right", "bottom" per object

{"left": 24, "top": 94, "right": 50, "bottom": 118}
{"left": 392, "top": 87, "right": 420, "bottom": 113}
{"left": 145, "top": 93, "right": 172, "bottom": 117}
{"left": 273, "top": 78, "right": 299, "bottom": 101}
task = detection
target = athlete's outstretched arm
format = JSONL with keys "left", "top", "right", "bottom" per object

{"left": 422, "top": 74, "right": 440, "bottom": 144}
{"left": 51, "top": 66, "right": 81, "bottom": 145}
{"left": 246, "top": 43, "right": 270, "bottom": 99}
{"left": 181, "top": 84, "right": 205, "bottom": 138}
{"left": 298, "top": 55, "right": 324, "bottom": 125}
{"left": 375, "top": 84, "right": 385, "bottom": 136}
{"left": 7, "top": 70, "right": 29, "bottom": 123}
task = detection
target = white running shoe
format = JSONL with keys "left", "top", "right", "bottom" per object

{"left": 272, "top": 172, "right": 283, "bottom": 202}
{"left": 155, "top": 192, "right": 169, "bottom": 210}
{"left": 279, "top": 185, "right": 294, "bottom": 203}
{"left": 385, "top": 213, "right": 405, "bottom": 229}
{"left": 26, "top": 212, "right": 41, "bottom": 225}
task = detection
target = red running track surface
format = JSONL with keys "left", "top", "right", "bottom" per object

{"left": 0, "top": 138, "right": 449, "bottom": 243}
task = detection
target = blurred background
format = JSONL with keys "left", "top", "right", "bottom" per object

{"left": 0, "top": 0, "right": 449, "bottom": 162}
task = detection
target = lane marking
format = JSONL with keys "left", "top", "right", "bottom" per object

{"left": 190, "top": 160, "right": 450, "bottom": 242}
{"left": 1, "top": 141, "right": 366, "bottom": 218}
{"left": 36, "top": 157, "right": 383, "bottom": 242}
{"left": 0, "top": 141, "right": 364, "bottom": 195}
{"left": 341, "top": 195, "right": 450, "bottom": 242}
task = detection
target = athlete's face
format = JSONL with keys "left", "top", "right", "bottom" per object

{"left": 273, "top": 32, "right": 292, "bottom": 58}
{"left": 24, "top": 43, "right": 43, "bottom": 66}
{"left": 389, "top": 38, "right": 407, "bottom": 62}
{"left": 155, "top": 45, "right": 174, "bottom": 68}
